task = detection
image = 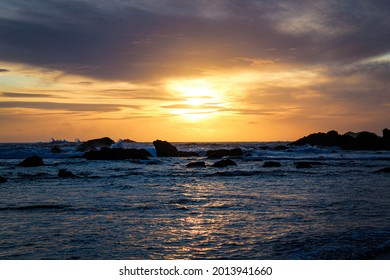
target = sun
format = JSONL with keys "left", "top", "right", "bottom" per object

{"left": 166, "top": 79, "right": 223, "bottom": 121}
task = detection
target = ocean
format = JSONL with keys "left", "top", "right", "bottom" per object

{"left": 0, "top": 141, "right": 389, "bottom": 259}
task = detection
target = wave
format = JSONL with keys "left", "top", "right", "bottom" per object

{"left": 1, "top": 141, "right": 390, "bottom": 161}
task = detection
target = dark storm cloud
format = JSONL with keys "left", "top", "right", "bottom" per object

{"left": 0, "top": 0, "right": 389, "bottom": 81}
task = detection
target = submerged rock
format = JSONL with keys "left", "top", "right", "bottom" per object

{"left": 17, "top": 155, "right": 44, "bottom": 167}
{"left": 186, "top": 161, "right": 206, "bottom": 168}
{"left": 206, "top": 148, "right": 243, "bottom": 158}
{"left": 83, "top": 147, "right": 151, "bottom": 160}
{"left": 262, "top": 161, "right": 282, "bottom": 167}
{"left": 0, "top": 176, "right": 7, "bottom": 183}
{"left": 212, "top": 159, "right": 237, "bottom": 167}
{"left": 153, "top": 140, "right": 199, "bottom": 157}
{"left": 58, "top": 169, "right": 76, "bottom": 178}
{"left": 77, "top": 137, "right": 115, "bottom": 152}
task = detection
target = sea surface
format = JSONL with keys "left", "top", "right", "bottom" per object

{"left": 0, "top": 141, "right": 389, "bottom": 259}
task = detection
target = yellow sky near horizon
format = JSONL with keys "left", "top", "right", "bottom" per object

{"left": 0, "top": 58, "right": 388, "bottom": 143}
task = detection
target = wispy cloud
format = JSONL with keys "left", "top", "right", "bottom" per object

{"left": 0, "top": 101, "right": 140, "bottom": 112}
{"left": 1, "top": 92, "right": 54, "bottom": 98}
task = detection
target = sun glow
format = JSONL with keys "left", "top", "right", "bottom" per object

{"left": 166, "top": 79, "right": 224, "bottom": 121}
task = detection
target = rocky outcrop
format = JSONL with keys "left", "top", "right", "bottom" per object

{"left": 291, "top": 129, "right": 390, "bottom": 150}
{"left": 206, "top": 148, "right": 243, "bottom": 158}
{"left": 83, "top": 147, "right": 151, "bottom": 160}
{"left": 262, "top": 161, "right": 281, "bottom": 167}
{"left": 211, "top": 159, "right": 237, "bottom": 167}
{"left": 153, "top": 140, "right": 178, "bottom": 156}
{"left": 77, "top": 137, "right": 115, "bottom": 152}
{"left": 153, "top": 140, "right": 199, "bottom": 157}
{"left": 17, "top": 155, "right": 44, "bottom": 167}
{"left": 186, "top": 161, "right": 206, "bottom": 168}
{"left": 381, "top": 128, "right": 390, "bottom": 149}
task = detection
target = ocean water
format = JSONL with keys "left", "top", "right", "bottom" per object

{"left": 0, "top": 141, "right": 389, "bottom": 259}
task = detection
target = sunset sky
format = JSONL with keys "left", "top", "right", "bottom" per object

{"left": 0, "top": 0, "right": 389, "bottom": 142}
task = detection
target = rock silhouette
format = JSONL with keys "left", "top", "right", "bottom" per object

{"left": 17, "top": 155, "right": 44, "bottom": 167}
{"left": 291, "top": 129, "right": 390, "bottom": 150}
{"left": 77, "top": 137, "right": 115, "bottom": 152}
{"left": 212, "top": 159, "right": 237, "bottom": 167}
{"left": 153, "top": 140, "right": 199, "bottom": 157}
{"left": 153, "top": 140, "right": 178, "bottom": 156}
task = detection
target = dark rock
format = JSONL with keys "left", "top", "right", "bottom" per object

{"left": 381, "top": 128, "right": 390, "bottom": 149}
{"left": 383, "top": 128, "right": 390, "bottom": 140}
{"left": 17, "top": 155, "right": 44, "bottom": 167}
{"left": 262, "top": 161, "right": 282, "bottom": 167}
{"left": 373, "top": 167, "right": 390, "bottom": 173}
{"left": 186, "top": 161, "right": 206, "bottom": 168}
{"left": 153, "top": 140, "right": 179, "bottom": 157}
{"left": 83, "top": 147, "right": 151, "bottom": 160}
{"left": 153, "top": 140, "right": 199, "bottom": 157}
{"left": 206, "top": 148, "right": 243, "bottom": 158}
{"left": 291, "top": 129, "right": 389, "bottom": 150}
{"left": 354, "top": 132, "right": 381, "bottom": 150}
{"left": 58, "top": 169, "right": 76, "bottom": 178}
{"left": 50, "top": 146, "right": 63, "bottom": 153}
{"left": 122, "top": 139, "right": 136, "bottom": 143}
{"left": 211, "top": 159, "right": 237, "bottom": 167}
{"left": 77, "top": 137, "right": 115, "bottom": 152}
{"left": 291, "top": 130, "right": 352, "bottom": 148}
{"left": 0, "top": 176, "right": 7, "bottom": 183}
